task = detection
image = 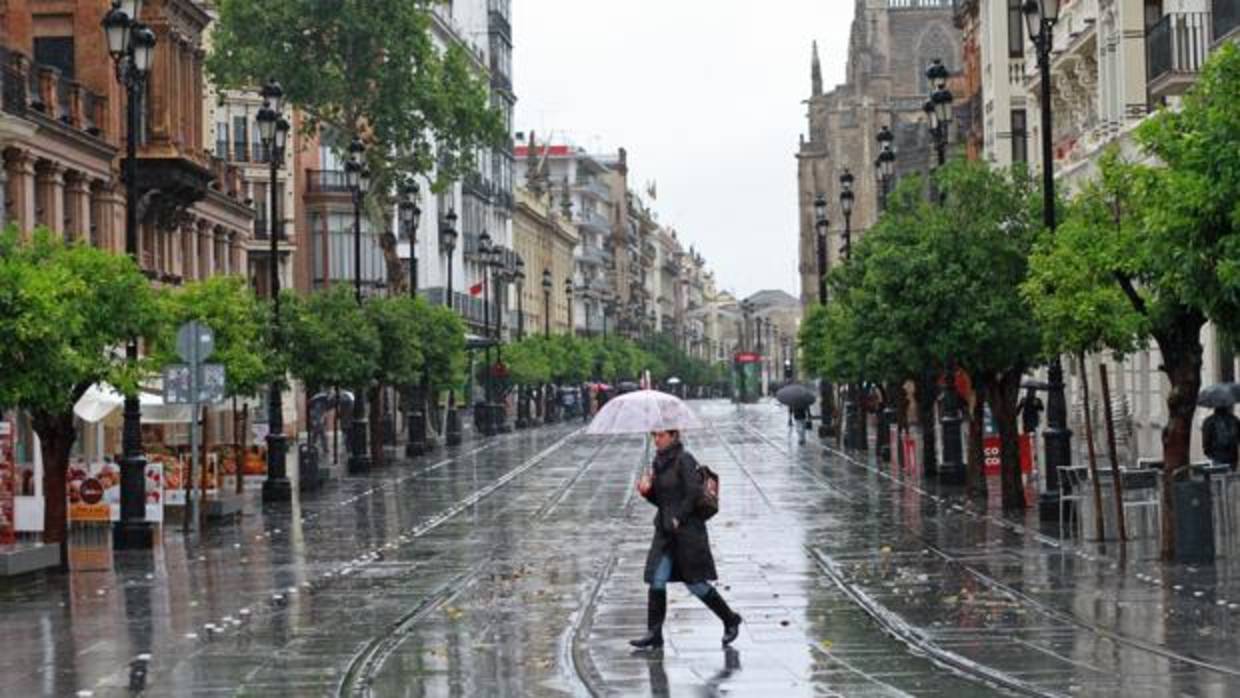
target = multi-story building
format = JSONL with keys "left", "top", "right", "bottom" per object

{"left": 290, "top": 0, "right": 516, "bottom": 340}
{"left": 1, "top": 0, "right": 257, "bottom": 474}
{"left": 953, "top": 0, "right": 1031, "bottom": 166}
{"left": 989, "top": 0, "right": 1238, "bottom": 463}
{"left": 512, "top": 184, "right": 576, "bottom": 336}
{"left": 796, "top": 0, "right": 961, "bottom": 313}
{"left": 514, "top": 135, "right": 621, "bottom": 337}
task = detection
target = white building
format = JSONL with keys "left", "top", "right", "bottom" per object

{"left": 985, "top": 0, "right": 1238, "bottom": 463}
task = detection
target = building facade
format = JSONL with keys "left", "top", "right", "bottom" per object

{"left": 797, "top": 0, "right": 961, "bottom": 313}
{"left": 512, "top": 184, "right": 577, "bottom": 337}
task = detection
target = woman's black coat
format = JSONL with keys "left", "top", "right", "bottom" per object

{"left": 641, "top": 441, "right": 717, "bottom": 584}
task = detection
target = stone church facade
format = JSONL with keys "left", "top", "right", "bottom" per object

{"left": 796, "top": 0, "right": 961, "bottom": 312}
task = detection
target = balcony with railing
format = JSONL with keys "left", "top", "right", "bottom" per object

{"left": 306, "top": 169, "right": 352, "bottom": 194}
{"left": 1148, "top": 12, "right": 1212, "bottom": 106}
{"left": 575, "top": 177, "right": 611, "bottom": 201}
{"left": 488, "top": 8, "right": 512, "bottom": 41}
{"left": 577, "top": 244, "right": 611, "bottom": 268}
{"left": 578, "top": 208, "right": 610, "bottom": 233}
{"left": 1, "top": 55, "right": 27, "bottom": 117}
{"left": 0, "top": 49, "right": 107, "bottom": 139}
{"left": 1215, "top": 0, "right": 1240, "bottom": 43}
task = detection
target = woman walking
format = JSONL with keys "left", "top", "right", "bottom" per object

{"left": 630, "top": 430, "right": 742, "bottom": 649}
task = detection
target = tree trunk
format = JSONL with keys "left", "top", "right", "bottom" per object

{"left": 369, "top": 385, "right": 385, "bottom": 467}
{"left": 32, "top": 409, "right": 77, "bottom": 569}
{"left": 985, "top": 368, "right": 1026, "bottom": 511}
{"left": 915, "top": 372, "right": 938, "bottom": 475}
{"left": 966, "top": 377, "right": 987, "bottom": 499}
{"left": 1155, "top": 312, "right": 1206, "bottom": 561}
{"left": 1079, "top": 353, "right": 1105, "bottom": 540}
{"left": 1100, "top": 363, "right": 1127, "bottom": 541}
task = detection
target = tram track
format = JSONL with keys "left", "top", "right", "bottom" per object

{"left": 337, "top": 431, "right": 622, "bottom": 698}
{"left": 732, "top": 412, "right": 1240, "bottom": 686}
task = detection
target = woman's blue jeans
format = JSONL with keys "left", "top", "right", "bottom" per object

{"left": 651, "top": 553, "right": 712, "bottom": 598}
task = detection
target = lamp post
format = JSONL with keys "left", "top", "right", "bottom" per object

{"left": 478, "top": 230, "right": 495, "bottom": 436}
{"left": 921, "top": 58, "right": 965, "bottom": 483}
{"left": 1024, "top": 0, "right": 1070, "bottom": 517}
{"left": 440, "top": 208, "right": 458, "bottom": 310}
{"left": 924, "top": 58, "right": 955, "bottom": 204}
{"left": 103, "top": 0, "right": 157, "bottom": 549}
{"left": 836, "top": 171, "right": 864, "bottom": 451}
{"left": 813, "top": 194, "right": 835, "bottom": 438}
{"left": 565, "top": 277, "right": 575, "bottom": 336}
{"left": 255, "top": 80, "right": 292, "bottom": 502}
{"left": 439, "top": 207, "right": 461, "bottom": 445}
{"left": 876, "top": 125, "right": 896, "bottom": 211}
{"left": 541, "top": 268, "right": 555, "bottom": 424}
{"left": 399, "top": 178, "right": 428, "bottom": 457}
{"left": 345, "top": 136, "right": 372, "bottom": 473}
{"left": 490, "top": 244, "right": 510, "bottom": 433}
{"left": 542, "top": 268, "right": 552, "bottom": 338}
{"left": 514, "top": 257, "right": 529, "bottom": 429}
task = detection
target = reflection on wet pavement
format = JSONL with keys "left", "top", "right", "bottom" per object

{"left": 8, "top": 401, "right": 1240, "bottom": 696}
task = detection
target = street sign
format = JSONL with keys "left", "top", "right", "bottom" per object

{"left": 176, "top": 320, "right": 214, "bottom": 364}
{"left": 169, "top": 320, "right": 223, "bottom": 534}
{"left": 162, "top": 364, "right": 226, "bottom": 405}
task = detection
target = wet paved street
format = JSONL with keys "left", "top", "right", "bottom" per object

{"left": 7, "top": 400, "right": 1240, "bottom": 696}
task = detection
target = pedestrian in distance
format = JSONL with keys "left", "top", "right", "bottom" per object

{"left": 1203, "top": 405, "right": 1240, "bottom": 469}
{"left": 631, "top": 430, "right": 741, "bottom": 650}
{"left": 792, "top": 406, "right": 810, "bottom": 445}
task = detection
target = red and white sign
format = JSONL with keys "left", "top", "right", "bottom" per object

{"left": 983, "top": 434, "right": 1037, "bottom": 476}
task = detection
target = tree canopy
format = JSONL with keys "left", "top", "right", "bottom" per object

{"left": 0, "top": 228, "right": 164, "bottom": 549}
{"left": 207, "top": 0, "right": 506, "bottom": 200}
{"left": 282, "top": 286, "right": 379, "bottom": 393}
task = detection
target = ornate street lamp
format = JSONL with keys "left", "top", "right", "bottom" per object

{"left": 103, "top": 0, "right": 157, "bottom": 549}
{"left": 440, "top": 208, "right": 459, "bottom": 308}
{"left": 813, "top": 194, "right": 834, "bottom": 438}
{"left": 255, "top": 80, "right": 293, "bottom": 501}
{"left": 345, "top": 136, "right": 372, "bottom": 473}
{"left": 542, "top": 268, "right": 553, "bottom": 338}
{"left": 399, "top": 178, "right": 422, "bottom": 296}
{"left": 398, "top": 177, "right": 428, "bottom": 456}
{"left": 876, "top": 125, "right": 896, "bottom": 211}
{"left": 565, "top": 277, "right": 575, "bottom": 335}
{"left": 1024, "top": 0, "right": 1070, "bottom": 517}
{"left": 438, "top": 207, "right": 461, "bottom": 445}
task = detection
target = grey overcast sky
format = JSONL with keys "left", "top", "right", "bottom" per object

{"left": 513, "top": 1, "right": 852, "bottom": 300}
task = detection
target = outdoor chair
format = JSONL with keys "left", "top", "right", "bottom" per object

{"left": 1119, "top": 466, "right": 1160, "bottom": 539}
{"left": 1057, "top": 464, "right": 1091, "bottom": 539}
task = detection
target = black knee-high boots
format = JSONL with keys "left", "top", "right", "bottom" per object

{"left": 701, "top": 588, "right": 743, "bottom": 646}
{"left": 629, "top": 589, "right": 667, "bottom": 649}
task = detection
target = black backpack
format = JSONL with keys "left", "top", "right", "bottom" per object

{"left": 696, "top": 464, "right": 720, "bottom": 520}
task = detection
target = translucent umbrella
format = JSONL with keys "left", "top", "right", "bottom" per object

{"left": 586, "top": 389, "right": 704, "bottom": 435}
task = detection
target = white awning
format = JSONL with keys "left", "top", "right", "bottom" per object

{"left": 74, "top": 384, "right": 194, "bottom": 424}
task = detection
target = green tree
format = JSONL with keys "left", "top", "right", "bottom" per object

{"left": 504, "top": 337, "right": 552, "bottom": 386}
{"left": 207, "top": 0, "right": 505, "bottom": 201}
{"left": 283, "top": 286, "right": 379, "bottom": 396}
{"left": 0, "top": 229, "right": 164, "bottom": 558}
{"left": 419, "top": 301, "right": 466, "bottom": 395}
{"left": 805, "top": 162, "right": 1043, "bottom": 508}
{"left": 1028, "top": 44, "right": 1240, "bottom": 558}
{"left": 154, "top": 276, "right": 275, "bottom": 494}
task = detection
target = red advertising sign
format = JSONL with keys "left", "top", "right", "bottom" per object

{"left": 733, "top": 353, "right": 761, "bottom": 363}
{"left": 0, "top": 421, "right": 15, "bottom": 544}
{"left": 983, "top": 434, "right": 1036, "bottom": 476}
